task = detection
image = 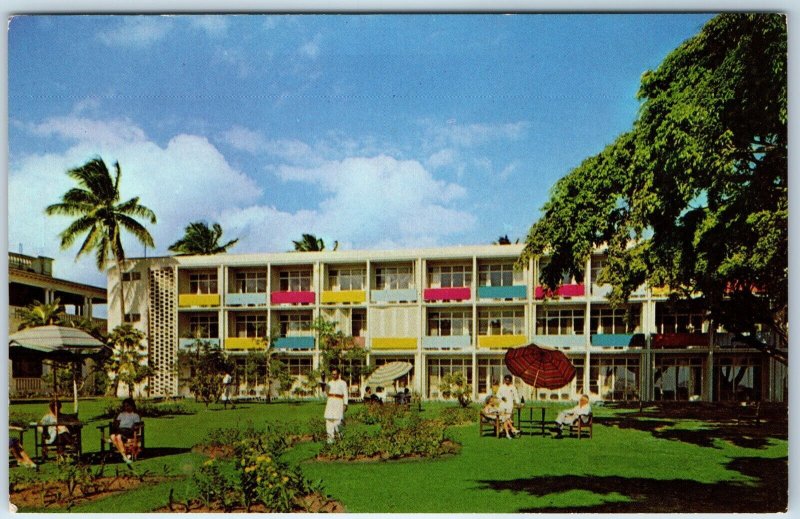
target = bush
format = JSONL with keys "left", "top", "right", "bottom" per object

{"left": 439, "top": 405, "right": 477, "bottom": 426}
{"left": 349, "top": 402, "right": 409, "bottom": 426}
{"left": 99, "top": 400, "right": 192, "bottom": 419}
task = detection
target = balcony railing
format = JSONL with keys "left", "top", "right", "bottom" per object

{"left": 530, "top": 334, "right": 585, "bottom": 350}
{"left": 371, "top": 337, "right": 417, "bottom": 350}
{"left": 422, "top": 335, "right": 471, "bottom": 350}
{"left": 13, "top": 377, "right": 44, "bottom": 395}
{"left": 534, "top": 284, "right": 585, "bottom": 299}
{"left": 273, "top": 336, "right": 315, "bottom": 350}
{"left": 652, "top": 333, "right": 709, "bottom": 349}
{"left": 371, "top": 288, "right": 417, "bottom": 303}
{"left": 477, "top": 335, "right": 527, "bottom": 349}
{"left": 423, "top": 287, "right": 471, "bottom": 302}
{"left": 226, "top": 293, "right": 268, "bottom": 306}
{"left": 225, "top": 337, "right": 264, "bottom": 350}
{"left": 179, "top": 294, "right": 221, "bottom": 307}
{"left": 477, "top": 285, "right": 526, "bottom": 300}
{"left": 320, "top": 290, "right": 367, "bottom": 304}
{"left": 179, "top": 338, "right": 220, "bottom": 349}
{"left": 270, "top": 291, "right": 315, "bottom": 305}
{"left": 590, "top": 333, "right": 645, "bottom": 348}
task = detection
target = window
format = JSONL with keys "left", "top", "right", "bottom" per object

{"left": 478, "top": 309, "right": 525, "bottom": 335}
{"left": 351, "top": 309, "right": 366, "bottom": 337}
{"left": 654, "top": 356, "right": 703, "bottom": 401}
{"left": 477, "top": 358, "right": 512, "bottom": 394}
{"left": 590, "top": 357, "right": 640, "bottom": 401}
{"left": 234, "top": 271, "right": 267, "bottom": 293}
{"left": 427, "top": 357, "right": 472, "bottom": 398}
{"left": 714, "top": 356, "right": 761, "bottom": 402}
{"left": 428, "top": 310, "right": 472, "bottom": 336}
{"left": 12, "top": 358, "right": 43, "bottom": 378}
{"left": 279, "top": 313, "right": 312, "bottom": 336}
{"left": 278, "top": 270, "right": 312, "bottom": 291}
{"left": 235, "top": 314, "right": 267, "bottom": 338}
{"left": 478, "top": 264, "right": 522, "bottom": 287}
{"left": 428, "top": 265, "right": 472, "bottom": 288}
{"left": 190, "top": 315, "right": 219, "bottom": 338}
{"left": 329, "top": 268, "right": 365, "bottom": 290}
{"left": 590, "top": 257, "right": 606, "bottom": 284}
{"left": 376, "top": 266, "right": 413, "bottom": 290}
{"left": 124, "top": 313, "right": 141, "bottom": 323}
{"left": 536, "top": 308, "right": 585, "bottom": 335}
{"left": 190, "top": 272, "right": 218, "bottom": 294}
{"left": 590, "top": 307, "right": 640, "bottom": 334}
{"left": 122, "top": 271, "right": 141, "bottom": 281}
{"left": 656, "top": 307, "right": 705, "bottom": 334}
{"left": 281, "top": 357, "right": 313, "bottom": 377}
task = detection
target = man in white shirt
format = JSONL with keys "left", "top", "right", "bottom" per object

{"left": 496, "top": 375, "right": 521, "bottom": 438}
{"left": 553, "top": 394, "right": 592, "bottom": 438}
{"left": 324, "top": 367, "right": 349, "bottom": 443}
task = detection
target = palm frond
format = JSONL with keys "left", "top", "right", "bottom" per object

{"left": 117, "top": 197, "right": 157, "bottom": 223}
{"left": 59, "top": 216, "right": 99, "bottom": 249}
{"left": 117, "top": 214, "right": 156, "bottom": 248}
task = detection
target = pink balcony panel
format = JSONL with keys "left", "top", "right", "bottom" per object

{"left": 535, "top": 284, "right": 585, "bottom": 299}
{"left": 423, "top": 287, "right": 471, "bottom": 301}
{"left": 270, "top": 291, "right": 315, "bottom": 304}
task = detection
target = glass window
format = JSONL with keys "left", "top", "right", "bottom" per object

{"left": 329, "top": 268, "right": 365, "bottom": 290}
{"left": 478, "top": 264, "right": 521, "bottom": 286}
{"left": 279, "top": 270, "right": 312, "bottom": 291}
{"left": 656, "top": 306, "right": 706, "bottom": 334}
{"left": 279, "top": 313, "right": 312, "bottom": 336}
{"left": 428, "top": 310, "right": 472, "bottom": 336}
{"left": 235, "top": 314, "right": 267, "bottom": 338}
{"left": 590, "top": 307, "right": 640, "bottom": 334}
{"left": 428, "top": 265, "right": 472, "bottom": 288}
{"left": 189, "top": 272, "right": 218, "bottom": 294}
{"left": 352, "top": 310, "right": 366, "bottom": 337}
{"left": 478, "top": 309, "right": 524, "bottom": 335}
{"left": 714, "top": 356, "right": 761, "bottom": 402}
{"left": 190, "top": 315, "right": 219, "bottom": 338}
{"left": 376, "top": 266, "right": 413, "bottom": 290}
{"left": 591, "top": 357, "right": 640, "bottom": 401}
{"left": 235, "top": 271, "right": 267, "bottom": 293}
{"left": 535, "top": 308, "right": 585, "bottom": 335}
{"left": 654, "top": 356, "right": 703, "bottom": 401}
{"left": 426, "top": 357, "right": 472, "bottom": 398}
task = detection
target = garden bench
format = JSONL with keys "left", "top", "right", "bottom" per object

{"left": 567, "top": 413, "right": 593, "bottom": 439}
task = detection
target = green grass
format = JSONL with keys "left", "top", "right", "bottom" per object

{"left": 9, "top": 399, "right": 788, "bottom": 513}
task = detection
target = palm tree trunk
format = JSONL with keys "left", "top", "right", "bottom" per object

{"left": 116, "top": 257, "right": 126, "bottom": 325}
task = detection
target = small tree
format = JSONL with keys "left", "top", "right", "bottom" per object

{"left": 312, "top": 317, "right": 368, "bottom": 387}
{"left": 17, "top": 299, "right": 65, "bottom": 328}
{"left": 184, "top": 339, "right": 232, "bottom": 407}
{"left": 107, "top": 324, "right": 152, "bottom": 398}
{"left": 440, "top": 371, "right": 472, "bottom": 407}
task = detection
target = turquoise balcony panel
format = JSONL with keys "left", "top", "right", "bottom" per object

{"left": 274, "top": 336, "right": 315, "bottom": 350}
{"left": 531, "top": 335, "right": 586, "bottom": 349}
{"left": 226, "top": 292, "right": 268, "bottom": 306}
{"left": 371, "top": 288, "right": 417, "bottom": 303}
{"left": 591, "top": 333, "right": 645, "bottom": 348}
{"left": 477, "top": 285, "right": 527, "bottom": 300}
{"left": 179, "top": 338, "right": 220, "bottom": 349}
{"left": 422, "top": 335, "right": 471, "bottom": 350}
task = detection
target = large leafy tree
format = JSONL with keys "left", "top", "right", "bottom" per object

{"left": 107, "top": 324, "right": 153, "bottom": 397}
{"left": 17, "top": 298, "right": 65, "bottom": 329}
{"left": 521, "top": 14, "right": 787, "bottom": 360}
{"left": 168, "top": 221, "right": 239, "bottom": 255}
{"left": 292, "top": 234, "right": 338, "bottom": 252}
{"left": 46, "top": 158, "right": 157, "bottom": 323}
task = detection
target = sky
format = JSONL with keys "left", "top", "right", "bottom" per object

{"left": 7, "top": 13, "right": 716, "bottom": 289}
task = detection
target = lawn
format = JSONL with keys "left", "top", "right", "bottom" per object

{"left": 8, "top": 398, "right": 788, "bottom": 513}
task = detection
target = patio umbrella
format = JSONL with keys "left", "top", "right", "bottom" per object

{"left": 504, "top": 343, "right": 576, "bottom": 390}
{"left": 9, "top": 325, "right": 106, "bottom": 414}
{"left": 365, "top": 361, "right": 413, "bottom": 388}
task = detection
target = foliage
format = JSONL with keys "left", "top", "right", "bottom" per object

{"left": 438, "top": 405, "right": 478, "bottom": 426}
{"left": 168, "top": 221, "right": 238, "bottom": 255}
{"left": 107, "top": 325, "right": 153, "bottom": 397}
{"left": 440, "top": 371, "right": 472, "bottom": 407}
{"left": 181, "top": 339, "right": 233, "bottom": 407}
{"left": 45, "top": 157, "right": 156, "bottom": 322}
{"left": 519, "top": 14, "right": 787, "bottom": 360}
{"left": 100, "top": 400, "right": 192, "bottom": 419}
{"left": 294, "top": 369, "right": 323, "bottom": 398}
{"left": 17, "top": 299, "right": 65, "bottom": 329}
{"left": 312, "top": 317, "right": 368, "bottom": 383}
{"left": 349, "top": 402, "right": 409, "bottom": 426}
{"left": 193, "top": 459, "right": 239, "bottom": 512}
{"left": 291, "top": 233, "right": 337, "bottom": 252}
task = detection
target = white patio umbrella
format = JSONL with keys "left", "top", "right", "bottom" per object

{"left": 365, "top": 361, "right": 413, "bottom": 388}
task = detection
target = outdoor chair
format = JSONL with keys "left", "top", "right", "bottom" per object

{"left": 98, "top": 421, "right": 145, "bottom": 461}
{"left": 736, "top": 402, "right": 761, "bottom": 425}
{"left": 479, "top": 410, "right": 501, "bottom": 437}
{"left": 567, "top": 413, "right": 593, "bottom": 439}
{"left": 37, "top": 413, "right": 82, "bottom": 460}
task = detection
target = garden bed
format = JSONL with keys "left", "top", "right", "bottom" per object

{"left": 156, "top": 492, "right": 344, "bottom": 513}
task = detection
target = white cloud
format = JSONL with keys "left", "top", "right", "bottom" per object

{"left": 98, "top": 17, "right": 173, "bottom": 48}
{"left": 28, "top": 116, "right": 148, "bottom": 147}
{"left": 423, "top": 119, "right": 530, "bottom": 149}
{"left": 427, "top": 148, "right": 457, "bottom": 169}
{"left": 219, "top": 126, "right": 324, "bottom": 166}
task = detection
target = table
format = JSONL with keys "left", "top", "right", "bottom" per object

{"left": 515, "top": 406, "right": 547, "bottom": 436}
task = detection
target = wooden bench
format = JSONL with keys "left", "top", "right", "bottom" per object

{"left": 567, "top": 413, "right": 593, "bottom": 439}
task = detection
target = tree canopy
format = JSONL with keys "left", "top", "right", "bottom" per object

{"left": 520, "top": 14, "right": 787, "bottom": 353}
{"left": 292, "top": 234, "right": 338, "bottom": 252}
{"left": 169, "top": 221, "right": 239, "bottom": 255}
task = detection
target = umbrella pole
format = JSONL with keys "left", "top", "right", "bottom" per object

{"left": 73, "top": 362, "right": 79, "bottom": 415}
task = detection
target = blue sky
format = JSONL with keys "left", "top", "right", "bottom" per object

{"left": 7, "top": 14, "right": 715, "bottom": 288}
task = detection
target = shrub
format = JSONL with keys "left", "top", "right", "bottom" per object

{"left": 193, "top": 458, "right": 239, "bottom": 512}
{"left": 439, "top": 405, "right": 477, "bottom": 426}
{"left": 100, "top": 400, "right": 192, "bottom": 419}
{"left": 349, "top": 402, "right": 409, "bottom": 426}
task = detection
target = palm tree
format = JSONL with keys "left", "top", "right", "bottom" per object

{"left": 17, "top": 299, "right": 65, "bottom": 329}
{"left": 45, "top": 157, "right": 157, "bottom": 323}
{"left": 292, "top": 234, "right": 338, "bottom": 252}
{"left": 493, "top": 235, "right": 519, "bottom": 245}
{"left": 168, "top": 221, "right": 239, "bottom": 255}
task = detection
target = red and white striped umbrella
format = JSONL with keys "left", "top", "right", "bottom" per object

{"left": 504, "top": 343, "right": 576, "bottom": 390}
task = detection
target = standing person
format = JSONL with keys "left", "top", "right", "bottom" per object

{"left": 552, "top": 394, "right": 592, "bottom": 438}
{"left": 110, "top": 398, "right": 142, "bottom": 464}
{"left": 496, "top": 375, "right": 521, "bottom": 438}
{"left": 222, "top": 370, "right": 235, "bottom": 409}
{"left": 323, "top": 367, "right": 349, "bottom": 444}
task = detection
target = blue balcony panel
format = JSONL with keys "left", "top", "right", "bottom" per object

{"left": 591, "top": 333, "right": 645, "bottom": 347}
{"left": 371, "top": 288, "right": 417, "bottom": 303}
{"left": 422, "top": 335, "right": 471, "bottom": 350}
{"left": 179, "top": 338, "right": 220, "bottom": 349}
{"left": 226, "top": 292, "right": 268, "bottom": 306}
{"left": 477, "top": 285, "right": 527, "bottom": 300}
{"left": 531, "top": 335, "right": 586, "bottom": 349}
{"left": 274, "top": 336, "right": 315, "bottom": 350}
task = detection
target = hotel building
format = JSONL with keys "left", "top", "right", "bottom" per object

{"left": 107, "top": 245, "right": 786, "bottom": 402}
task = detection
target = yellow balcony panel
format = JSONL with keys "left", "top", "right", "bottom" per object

{"left": 225, "top": 337, "right": 263, "bottom": 350}
{"left": 321, "top": 290, "right": 366, "bottom": 304}
{"left": 372, "top": 337, "right": 417, "bottom": 350}
{"left": 478, "top": 335, "right": 528, "bottom": 349}
{"left": 651, "top": 286, "right": 671, "bottom": 297}
{"left": 179, "top": 293, "right": 220, "bottom": 307}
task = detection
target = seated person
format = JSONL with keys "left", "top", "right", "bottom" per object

{"left": 374, "top": 386, "right": 387, "bottom": 403}
{"left": 398, "top": 387, "right": 411, "bottom": 405}
{"left": 363, "top": 386, "right": 381, "bottom": 403}
{"left": 39, "top": 399, "right": 73, "bottom": 447}
{"left": 110, "top": 398, "right": 142, "bottom": 464}
{"left": 9, "top": 426, "right": 36, "bottom": 468}
{"left": 552, "top": 394, "right": 592, "bottom": 438}
{"left": 482, "top": 396, "right": 519, "bottom": 439}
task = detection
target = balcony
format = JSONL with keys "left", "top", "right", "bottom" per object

{"left": 590, "top": 333, "right": 645, "bottom": 349}
{"left": 422, "top": 335, "right": 471, "bottom": 350}
{"left": 423, "top": 287, "right": 471, "bottom": 302}
{"left": 478, "top": 335, "right": 527, "bottom": 349}
{"left": 371, "top": 288, "right": 417, "bottom": 303}
{"left": 225, "top": 337, "right": 264, "bottom": 350}
{"left": 273, "top": 336, "right": 315, "bottom": 350}
{"left": 371, "top": 337, "right": 417, "bottom": 350}
{"left": 179, "top": 337, "right": 221, "bottom": 349}
{"left": 270, "top": 291, "right": 315, "bottom": 305}
{"left": 179, "top": 294, "right": 221, "bottom": 307}
{"left": 534, "top": 284, "right": 585, "bottom": 299}
{"left": 477, "top": 285, "right": 526, "bottom": 300}
{"left": 226, "top": 293, "right": 268, "bottom": 307}
{"left": 652, "top": 333, "right": 709, "bottom": 349}
{"left": 530, "top": 335, "right": 586, "bottom": 350}
{"left": 320, "top": 290, "right": 366, "bottom": 304}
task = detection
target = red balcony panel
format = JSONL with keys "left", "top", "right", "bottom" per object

{"left": 423, "top": 287, "right": 471, "bottom": 301}
{"left": 652, "top": 333, "right": 709, "bottom": 348}
{"left": 270, "top": 291, "right": 315, "bottom": 304}
{"left": 534, "top": 284, "right": 585, "bottom": 299}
